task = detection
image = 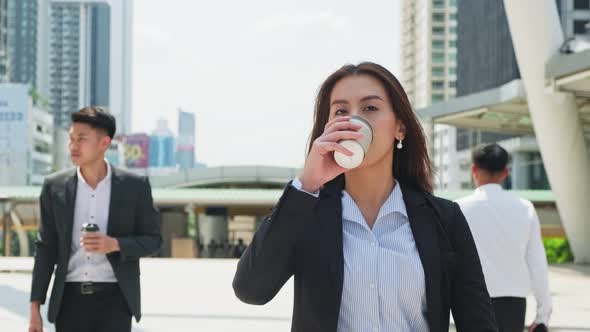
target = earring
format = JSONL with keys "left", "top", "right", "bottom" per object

{"left": 397, "top": 138, "right": 403, "bottom": 150}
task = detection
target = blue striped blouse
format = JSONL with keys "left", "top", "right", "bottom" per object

{"left": 336, "top": 182, "right": 429, "bottom": 331}
{"left": 292, "top": 179, "right": 430, "bottom": 331}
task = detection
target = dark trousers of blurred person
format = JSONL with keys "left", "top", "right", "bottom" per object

{"left": 492, "top": 297, "right": 526, "bottom": 332}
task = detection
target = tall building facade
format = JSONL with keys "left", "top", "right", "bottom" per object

{"left": 38, "top": 0, "right": 133, "bottom": 133}
{"left": 450, "top": 0, "right": 587, "bottom": 190}
{"left": 0, "top": 0, "right": 8, "bottom": 83}
{"left": 402, "top": 0, "right": 458, "bottom": 108}
{"left": 177, "top": 110, "right": 195, "bottom": 169}
{"left": 403, "top": 0, "right": 588, "bottom": 190}
{"left": 457, "top": 0, "right": 589, "bottom": 96}
{"left": 149, "top": 135, "right": 175, "bottom": 168}
{"left": 47, "top": 3, "right": 82, "bottom": 128}
{"left": 556, "top": 0, "right": 590, "bottom": 37}
{"left": 452, "top": 0, "right": 521, "bottom": 189}
{"left": 0, "top": 84, "right": 53, "bottom": 186}
{"left": 149, "top": 119, "right": 175, "bottom": 168}
{"left": 401, "top": 0, "right": 458, "bottom": 189}
{"left": 6, "top": 0, "right": 38, "bottom": 87}
{"left": 456, "top": 1, "right": 520, "bottom": 96}
{"left": 35, "top": 0, "right": 133, "bottom": 170}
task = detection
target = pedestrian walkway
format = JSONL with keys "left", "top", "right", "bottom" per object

{"left": 1, "top": 258, "right": 588, "bottom": 331}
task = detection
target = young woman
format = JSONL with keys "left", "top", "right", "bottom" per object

{"left": 233, "top": 62, "right": 498, "bottom": 332}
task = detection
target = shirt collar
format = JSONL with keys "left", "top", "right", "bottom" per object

{"left": 341, "top": 180, "right": 408, "bottom": 224}
{"left": 475, "top": 183, "right": 503, "bottom": 195}
{"left": 77, "top": 159, "right": 112, "bottom": 188}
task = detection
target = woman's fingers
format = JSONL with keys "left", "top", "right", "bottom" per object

{"left": 315, "top": 141, "right": 354, "bottom": 156}
{"left": 319, "top": 130, "right": 364, "bottom": 143}
{"left": 323, "top": 116, "right": 352, "bottom": 132}
{"left": 323, "top": 120, "right": 363, "bottom": 135}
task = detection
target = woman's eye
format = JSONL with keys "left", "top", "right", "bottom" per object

{"left": 365, "top": 105, "right": 378, "bottom": 112}
{"left": 335, "top": 109, "right": 348, "bottom": 115}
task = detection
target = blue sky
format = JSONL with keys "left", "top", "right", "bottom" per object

{"left": 132, "top": 0, "right": 401, "bottom": 167}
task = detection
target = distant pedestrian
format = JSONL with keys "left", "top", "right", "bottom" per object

{"left": 232, "top": 239, "right": 247, "bottom": 258}
{"left": 208, "top": 239, "right": 217, "bottom": 258}
{"left": 457, "top": 143, "right": 552, "bottom": 332}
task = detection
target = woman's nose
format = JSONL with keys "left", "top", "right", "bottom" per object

{"left": 348, "top": 108, "right": 362, "bottom": 117}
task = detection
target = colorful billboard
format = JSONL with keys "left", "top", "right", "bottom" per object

{"left": 123, "top": 134, "right": 149, "bottom": 168}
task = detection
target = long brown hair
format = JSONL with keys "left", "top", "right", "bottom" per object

{"left": 308, "top": 62, "right": 433, "bottom": 193}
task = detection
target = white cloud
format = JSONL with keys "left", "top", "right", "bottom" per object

{"left": 132, "top": 0, "right": 399, "bottom": 167}
{"left": 135, "top": 24, "right": 172, "bottom": 45}
{"left": 253, "top": 11, "right": 349, "bottom": 34}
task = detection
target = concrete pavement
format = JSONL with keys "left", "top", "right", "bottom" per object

{"left": 1, "top": 258, "right": 588, "bottom": 331}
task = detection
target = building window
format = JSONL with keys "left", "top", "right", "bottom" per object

{"left": 432, "top": 94, "right": 445, "bottom": 102}
{"left": 574, "top": 0, "right": 590, "bottom": 10}
{"left": 449, "top": 40, "right": 457, "bottom": 47}
{"left": 573, "top": 20, "right": 589, "bottom": 34}
{"left": 449, "top": 13, "right": 457, "bottom": 21}
{"left": 432, "top": 67, "right": 444, "bottom": 76}
{"left": 432, "top": 27, "right": 445, "bottom": 34}
{"left": 449, "top": 67, "right": 456, "bottom": 75}
{"left": 449, "top": 26, "right": 457, "bottom": 34}
{"left": 433, "top": 40, "right": 445, "bottom": 49}
{"left": 528, "top": 152, "right": 550, "bottom": 190}
{"left": 433, "top": 0, "right": 445, "bottom": 8}
{"left": 433, "top": 13, "right": 445, "bottom": 22}
{"left": 34, "top": 141, "right": 50, "bottom": 154}
{"left": 449, "top": 81, "right": 457, "bottom": 88}
{"left": 432, "top": 53, "right": 445, "bottom": 63}
{"left": 432, "top": 81, "right": 444, "bottom": 89}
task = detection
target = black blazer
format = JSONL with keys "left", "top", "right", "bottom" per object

{"left": 233, "top": 177, "right": 498, "bottom": 332}
{"left": 30, "top": 166, "right": 162, "bottom": 323}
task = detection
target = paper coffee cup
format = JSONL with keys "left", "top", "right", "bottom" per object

{"left": 81, "top": 223, "right": 100, "bottom": 233}
{"left": 334, "top": 116, "right": 373, "bottom": 169}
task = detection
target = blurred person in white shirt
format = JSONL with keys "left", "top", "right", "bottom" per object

{"left": 456, "top": 143, "right": 552, "bottom": 332}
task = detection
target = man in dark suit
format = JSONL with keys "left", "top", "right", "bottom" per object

{"left": 28, "top": 107, "right": 162, "bottom": 332}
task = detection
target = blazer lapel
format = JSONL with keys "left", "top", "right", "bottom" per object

{"left": 318, "top": 192, "right": 344, "bottom": 291}
{"left": 64, "top": 171, "right": 77, "bottom": 254}
{"left": 107, "top": 166, "right": 122, "bottom": 236}
{"left": 317, "top": 176, "right": 345, "bottom": 311}
{"left": 402, "top": 185, "right": 442, "bottom": 331}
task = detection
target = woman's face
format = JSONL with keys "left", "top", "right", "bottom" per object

{"left": 328, "top": 74, "right": 405, "bottom": 169}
